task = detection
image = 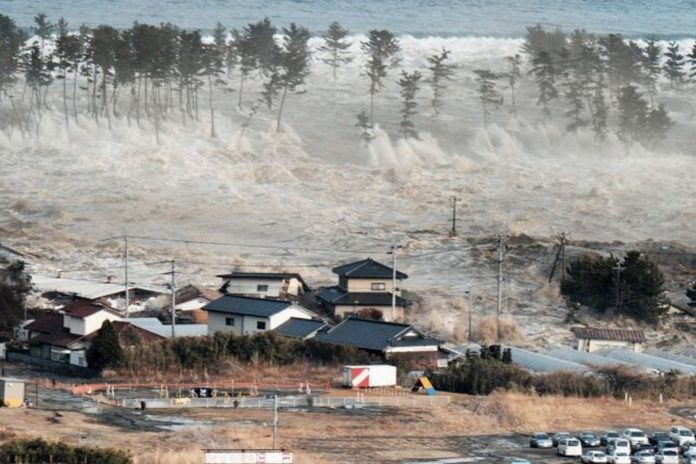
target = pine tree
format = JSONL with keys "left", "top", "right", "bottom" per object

{"left": 361, "top": 29, "right": 400, "bottom": 124}
{"left": 201, "top": 41, "right": 225, "bottom": 137}
{"left": 90, "top": 25, "right": 119, "bottom": 127}
{"left": 112, "top": 31, "right": 135, "bottom": 119}
{"left": 33, "top": 13, "right": 53, "bottom": 58}
{"left": 616, "top": 85, "right": 648, "bottom": 148}
{"left": 318, "top": 21, "right": 352, "bottom": 80}
{"left": 641, "top": 104, "right": 673, "bottom": 148}
{"left": 688, "top": 43, "right": 696, "bottom": 82}
{"left": 599, "top": 34, "right": 639, "bottom": 95}
{"left": 427, "top": 48, "right": 455, "bottom": 115}
{"left": 529, "top": 51, "right": 557, "bottom": 119}
{"left": 272, "top": 23, "right": 311, "bottom": 132}
{"left": 663, "top": 40, "right": 685, "bottom": 88}
{"left": 643, "top": 36, "right": 662, "bottom": 105}
{"left": 504, "top": 54, "right": 522, "bottom": 115}
{"left": 0, "top": 261, "right": 31, "bottom": 339}
{"left": 397, "top": 70, "right": 421, "bottom": 139}
{"left": 23, "top": 43, "right": 51, "bottom": 111}
{"left": 54, "top": 18, "right": 81, "bottom": 124}
{"left": 86, "top": 320, "right": 125, "bottom": 371}
{"left": 473, "top": 69, "right": 502, "bottom": 128}
{"left": 232, "top": 28, "right": 256, "bottom": 109}
{"left": 0, "top": 14, "right": 26, "bottom": 100}
{"left": 355, "top": 110, "right": 373, "bottom": 142}
{"left": 246, "top": 18, "right": 278, "bottom": 77}
{"left": 590, "top": 72, "right": 608, "bottom": 140}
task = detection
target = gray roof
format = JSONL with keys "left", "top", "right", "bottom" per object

{"left": 546, "top": 348, "right": 639, "bottom": 370}
{"left": 598, "top": 349, "right": 696, "bottom": 375}
{"left": 127, "top": 318, "right": 207, "bottom": 338}
{"left": 645, "top": 350, "right": 696, "bottom": 368}
{"left": 571, "top": 327, "right": 646, "bottom": 343}
{"left": 317, "top": 286, "right": 410, "bottom": 307}
{"left": 316, "top": 317, "right": 440, "bottom": 352}
{"left": 332, "top": 258, "right": 407, "bottom": 279}
{"left": 507, "top": 346, "right": 590, "bottom": 373}
{"left": 275, "top": 318, "right": 327, "bottom": 339}
{"left": 203, "top": 295, "right": 295, "bottom": 317}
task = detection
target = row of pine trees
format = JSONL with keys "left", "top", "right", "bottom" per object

{"left": 0, "top": 14, "right": 693, "bottom": 148}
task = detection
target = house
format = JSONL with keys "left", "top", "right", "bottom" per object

{"left": 24, "top": 300, "right": 163, "bottom": 367}
{"left": 275, "top": 318, "right": 329, "bottom": 340}
{"left": 316, "top": 317, "right": 448, "bottom": 369}
{"left": 572, "top": 326, "right": 646, "bottom": 353}
{"left": 173, "top": 285, "right": 220, "bottom": 323}
{"left": 203, "top": 295, "right": 317, "bottom": 336}
{"left": 31, "top": 275, "right": 162, "bottom": 313}
{"left": 216, "top": 271, "right": 309, "bottom": 301}
{"left": 317, "top": 258, "right": 411, "bottom": 322}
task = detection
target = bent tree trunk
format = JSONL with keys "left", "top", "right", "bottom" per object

{"left": 208, "top": 74, "right": 215, "bottom": 138}
{"left": 276, "top": 84, "right": 289, "bottom": 133}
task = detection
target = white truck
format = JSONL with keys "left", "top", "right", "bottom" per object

{"left": 342, "top": 365, "right": 397, "bottom": 388}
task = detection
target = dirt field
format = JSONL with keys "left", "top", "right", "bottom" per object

{"left": 2, "top": 388, "right": 694, "bottom": 464}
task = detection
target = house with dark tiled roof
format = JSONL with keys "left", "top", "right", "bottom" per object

{"left": 317, "top": 258, "right": 411, "bottom": 322}
{"left": 216, "top": 271, "right": 309, "bottom": 301}
{"left": 203, "top": 295, "right": 318, "bottom": 336}
{"left": 275, "top": 318, "right": 329, "bottom": 340}
{"left": 24, "top": 301, "right": 163, "bottom": 367}
{"left": 316, "top": 317, "right": 448, "bottom": 369}
{"left": 572, "top": 326, "right": 646, "bottom": 353}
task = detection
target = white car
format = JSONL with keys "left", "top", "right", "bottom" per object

{"left": 606, "top": 438, "right": 631, "bottom": 455}
{"left": 654, "top": 449, "right": 679, "bottom": 464}
{"left": 631, "top": 450, "right": 656, "bottom": 464}
{"left": 669, "top": 425, "right": 695, "bottom": 447}
{"left": 558, "top": 438, "right": 583, "bottom": 457}
{"left": 683, "top": 448, "right": 696, "bottom": 464}
{"left": 606, "top": 449, "right": 631, "bottom": 464}
{"left": 622, "top": 428, "right": 649, "bottom": 448}
{"left": 582, "top": 450, "right": 608, "bottom": 463}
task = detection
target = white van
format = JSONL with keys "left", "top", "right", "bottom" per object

{"left": 558, "top": 438, "right": 583, "bottom": 457}
{"left": 606, "top": 438, "right": 631, "bottom": 455}
{"left": 669, "top": 425, "right": 695, "bottom": 447}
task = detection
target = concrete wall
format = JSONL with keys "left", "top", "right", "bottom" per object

{"left": 334, "top": 305, "right": 405, "bottom": 322}
{"left": 224, "top": 278, "right": 304, "bottom": 299}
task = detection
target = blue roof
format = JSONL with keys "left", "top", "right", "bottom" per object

{"left": 316, "top": 317, "right": 440, "bottom": 352}
{"left": 275, "top": 318, "right": 327, "bottom": 339}
{"left": 203, "top": 295, "right": 294, "bottom": 317}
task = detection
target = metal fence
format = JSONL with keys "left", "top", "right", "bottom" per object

{"left": 119, "top": 395, "right": 450, "bottom": 410}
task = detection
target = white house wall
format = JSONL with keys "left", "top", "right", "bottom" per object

{"left": 576, "top": 338, "right": 642, "bottom": 353}
{"left": 207, "top": 306, "right": 313, "bottom": 336}
{"left": 224, "top": 278, "right": 284, "bottom": 298}
{"left": 268, "top": 306, "right": 313, "bottom": 329}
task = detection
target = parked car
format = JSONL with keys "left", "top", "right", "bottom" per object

{"left": 580, "top": 431, "right": 602, "bottom": 448}
{"left": 623, "top": 428, "right": 650, "bottom": 448}
{"left": 630, "top": 450, "right": 656, "bottom": 464}
{"left": 648, "top": 432, "right": 671, "bottom": 446}
{"left": 669, "top": 425, "right": 695, "bottom": 447}
{"left": 602, "top": 431, "right": 622, "bottom": 446}
{"left": 683, "top": 448, "right": 696, "bottom": 464}
{"left": 606, "top": 438, "right": 631, "bottom": 455}
{"left": 654, "top": 441, "right": 678, "bottom": 453}
{"left": 606, "top": 449, "right": 631, "bottom": 464}
{"left": 553, "top": 432, "right": 571, "bottom": 447}
{"left": 582, "top": 450, "right": 608, "bottom": 463}
{"left": 654, "top": 448, "right": 679, "bottom": 464}
{"left": 558, "top": 438, "right": 582, "bottom": 457}
{"left": 529, "top": 432, "right": 553, "bottom": 448}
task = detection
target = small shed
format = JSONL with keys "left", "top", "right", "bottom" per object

{"left": 0, "top": 378, "right": 25, "bottom": 407}
{"left": 571, "top": 327, "right": 646, "bottom": 353}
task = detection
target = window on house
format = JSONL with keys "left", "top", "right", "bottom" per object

{"left": 257, "top": 284, "right": 269, "bottom": 292}
{"left": 225, "top": 317, "right": 235, "bottom": 326}
{"left": 256, "top": 321, "right": 267, "bottom": 330}
{"left": 371, "top": 282, "right": 386, "bottom": 291}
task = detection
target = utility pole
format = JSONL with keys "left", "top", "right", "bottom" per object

{"left": 124, "top": 236, "right": 129, "bottom": 316}
{"left": 449, "top": 197, "right": 461, "bottom": 237}
{"left": 465, "top": 290, "right": 473, "bottom": 342}
{"left": 272, "top": 394, "right": 279, "bottom": 449}
{"left": 170, "top": 260, "right": 176, "bottom": 338}
{"left": 613, "top": 263, "right": 625, "bottom": 311}
{"left": 496, "top": 234, "right": 506, "bottom": 344}
{"left": 388, "top": 244, "right": 401, "bottom": 321}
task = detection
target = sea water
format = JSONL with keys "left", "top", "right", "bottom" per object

{"left": 2, "top": 0, "right": 694, "bottom": 38}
